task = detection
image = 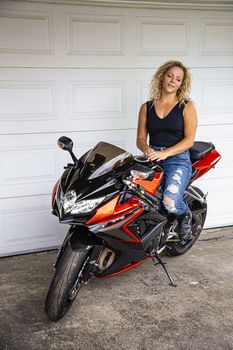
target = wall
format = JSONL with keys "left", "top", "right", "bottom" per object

{"left": 0, "top": 0, "right": 232, "bottom": 256}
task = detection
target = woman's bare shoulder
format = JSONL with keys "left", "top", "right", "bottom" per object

{"left": 184, "top": 100, "right": 196, "bottom": 109}
{"left": 139, "top": 102, "right": 148, "bottom": 115}
{"left": 141, "top": 102, "right": 148, "bottom": 109}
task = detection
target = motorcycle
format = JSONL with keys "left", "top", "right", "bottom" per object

{"left": 45, "top": 136, "right": 221, "bottom": 321}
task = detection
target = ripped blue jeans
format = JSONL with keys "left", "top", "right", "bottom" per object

{"left": 151, "top": 146, "right": 192, "bottom": 216}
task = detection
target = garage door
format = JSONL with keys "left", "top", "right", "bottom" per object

{"left": 0, "top": 0, "right": 233, "bottom": 256}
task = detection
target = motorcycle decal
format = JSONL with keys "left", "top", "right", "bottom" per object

{"left": 92, "top": 198, "right": 141, "bottom": 226}
{"left": 96, "top": 208, "right": 143, "bottom": 242}
{"left": 86, "top": 195, "right": 120, "bottom": 225}
{"left": 122, "top": 207, "right": 144, "bottom": 243}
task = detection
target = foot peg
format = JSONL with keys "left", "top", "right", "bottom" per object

{"left": 179, "top": 232, "right": 193, "bottom": 246}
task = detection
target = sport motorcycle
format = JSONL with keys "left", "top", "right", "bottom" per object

{"left": 45, "top": 136, "right": 221, "bottom": 321}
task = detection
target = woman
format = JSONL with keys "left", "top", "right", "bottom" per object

{"left": 136, "top": 60, "right": 198, "bottom": 243}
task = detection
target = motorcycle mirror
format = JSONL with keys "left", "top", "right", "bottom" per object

{"left": 57, "top": 136, "right": 73, "bottom": 151}
{"left": 57, "top": 136, "right": 79, "bottom": 164}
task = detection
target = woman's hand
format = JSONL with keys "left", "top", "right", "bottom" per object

{"left": 145, "top": 148, "right": 170, "bottom": 161}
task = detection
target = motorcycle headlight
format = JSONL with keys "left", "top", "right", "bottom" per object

{"left": 62, "top": 191, "right": 105, "bottom": 215}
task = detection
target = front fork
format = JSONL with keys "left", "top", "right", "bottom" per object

{"left": 54, "top": 223, "right": 104, "bottom": 268}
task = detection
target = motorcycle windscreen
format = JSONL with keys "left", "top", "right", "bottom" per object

{"left": 80, "top": 141, "right": 133, "bottom": 180}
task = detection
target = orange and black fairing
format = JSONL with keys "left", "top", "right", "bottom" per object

{"left": 86, "top": 190, "right": 167, "bottom": 278}
{"left": 86, "top": 195, "right": 120, "bottom": 225}
{"left": 133, "top": 171, "right": 163, "bottom": 195}
{"left": 98, "top": 258, "right": 152, "bottom": 279}
{"left": 91, "top": 208, "right": 167, "bottom": 278}
{"left": 87, "top": 196, "right": 143, "bottom": 243}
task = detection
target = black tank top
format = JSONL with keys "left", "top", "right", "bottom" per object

{"left": 146, "top": 100, "right": 185, "bottom": 147}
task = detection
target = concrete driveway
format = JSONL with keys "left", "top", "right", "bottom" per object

{"left": 0, "top": 227, "right": 233, "bottom": 350}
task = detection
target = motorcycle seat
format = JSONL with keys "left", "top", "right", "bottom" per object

{"left": 189, "top": 141, "right": 215, "bottom": 163}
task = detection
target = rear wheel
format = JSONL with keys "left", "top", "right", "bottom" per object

{"left": 45, "top": 244, "right": 90, "bottom": 321}
{"left": 164, "top": 187, "right": 207, "bottom": 256}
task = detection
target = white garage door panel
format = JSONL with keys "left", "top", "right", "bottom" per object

{"left": 1, "top": 67, "right": 233, "bottom": 135}
{"left": 67, "top": 13, "right": 124, "bottom": 55}
{"left": 200, "top": 18, "right": 233, "bottom": 55}
{"left": 195, "top": 125, "right": 233, "bottom": 228}
{"left": 0, "top": 10, "right": 53, "bottom": 54}
{"left": 0, "top": 0, "right": 232, "bottom": 255}
{"left": 2, "top": 148, "right": 55, "bottom": 179}
{"left": 0, "top": 69, "right": 139, "bottom": 134}
{"left": 0, "top": 81, "right": 55, "bottom": 122}
{"left": 0, "top": 132, "right": 60, "bottom": 199}
{"left": 0, "top": 146, "right": 57, "bottom": 199}
{"left": 196, "top": 125, "right": 233, "bottom": 162}
{"left": 136, "top": 16, "right": 188, "bottom": 55}
{"left": 195, "top": 177, "right": 233, "bottom": 228}
{"left": 191, "top": 69, "right": 233, "bottom": 127}
{"left": 0, "top": 2, "right": 233, "bottom": 68}
{"left": 0, "top": 195, "right": 65, "bottom": 257}
{"left": 196, "top": 126, "right": 233, "bottom": 177}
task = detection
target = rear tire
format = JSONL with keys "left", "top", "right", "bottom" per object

{"left": 45, "top": 244, "right": 90, "bottom": 321}
{"left": 164, "top": 187, "right": 207, "bottom": 256}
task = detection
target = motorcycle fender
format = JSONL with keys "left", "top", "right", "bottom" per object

{"left": 69, "top": 225, "right": 102, "bottom": 251}
{"left": 54, "top": 226, "right": 101, "bottom": 268}
{"left": 70, "top": 242, "right": 93, "bottom": 252}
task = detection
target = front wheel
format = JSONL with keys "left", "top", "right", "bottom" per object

{"left": 164, "top": 187, "right": 207, "bottom": 256}
{"left": 45, "top": 244, "right": 90, "bottom": 321}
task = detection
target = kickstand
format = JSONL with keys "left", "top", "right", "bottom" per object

{"left": 152, "top": 254, "right": 177, "bottom": 287}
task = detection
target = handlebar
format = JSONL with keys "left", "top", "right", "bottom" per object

{"left": 122, "top": 178, "right": 160, "bottom": 208}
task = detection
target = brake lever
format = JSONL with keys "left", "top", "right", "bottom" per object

{"left": 122, "top": 179, "right": 159, "bottom": 208}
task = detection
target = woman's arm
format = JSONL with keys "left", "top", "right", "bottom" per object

{"left": 147, "top": 101, "right": 198, "bottom": 161}
{"left": 136, "top": 103, "right": 152, "bottom": 154}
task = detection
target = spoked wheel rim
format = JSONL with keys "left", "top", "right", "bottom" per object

{"left": 61, "top": 281, "right": 83, "bottom": 314}
{"left": 58, "top": 272, "right": 85, "bottom": 316}
{"left": 61, "top": 253, "right": 90, "bottom": 315}
{"left": 68, "top": 280, "right": 83, "bottom": 302}
{"left": 66, "top": 253, "right": 90, "bottom": 305}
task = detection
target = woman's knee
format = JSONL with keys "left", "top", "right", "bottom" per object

{"left": 166, "top": 184, "right": 179, "bottom": 194}
{"left": 162, "top": 182, "right": 181, "bottom": 213}
{"left": 163, "top": 195, "right": 176, "bottom": 213}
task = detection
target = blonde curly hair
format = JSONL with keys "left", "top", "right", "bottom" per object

{"left": 149, "top": 60, "right": 192, "bottom": 105}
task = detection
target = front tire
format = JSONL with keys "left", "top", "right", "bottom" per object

{"left": 45, "top": 244, "right": 90, "bottom": 321}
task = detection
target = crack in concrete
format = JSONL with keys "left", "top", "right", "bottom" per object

{"left": 199, "top": 235, "right": 233, "bottom": 242}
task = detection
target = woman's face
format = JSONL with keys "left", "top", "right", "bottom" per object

{"left": 162, "top": 66, "right": 184, "bottom": 94}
